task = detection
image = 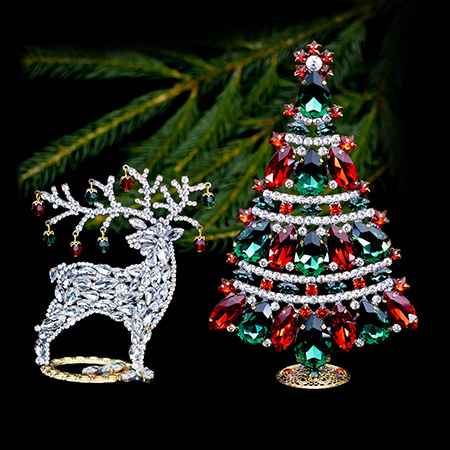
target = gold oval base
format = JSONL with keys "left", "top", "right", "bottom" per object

{"left": 40, "top": 356, "right": 152, "bottom": 383}
{"left": 276, "top": 363, "right": 350, "bottom": 389}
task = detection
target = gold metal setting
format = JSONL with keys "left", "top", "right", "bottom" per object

{"left": 276, "top": 363, "right": 350, "bottom": 389}
{"left": 33, "top": 190, "right": 43, "bottom": 205}
{"left": 40, "top": 356, "right": 135, "bottom": 383}
{"left": 43, "top": 220, "right": 54, "bottom": 236}
{"left": 97, "top": 226, "right": 108, "bottom": 242}
{"left": 70, "top": 231, "right": 81, "bottom": 246}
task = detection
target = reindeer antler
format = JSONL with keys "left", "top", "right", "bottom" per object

{"left": 153, "top": 175, "right": 208, "bottom": 229}
{"left": 32, "top": 165, "right": 213, "bottom": 255}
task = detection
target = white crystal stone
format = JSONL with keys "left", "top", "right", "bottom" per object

{"left": 129, "top": 217, "right": 148, "bottom": 230}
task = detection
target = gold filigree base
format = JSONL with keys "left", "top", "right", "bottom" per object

{"left": 40, "top": 356, "right": 152, "bottom": 383}
{"left": 276, "top": 363, "right": 350, "bottom": 389}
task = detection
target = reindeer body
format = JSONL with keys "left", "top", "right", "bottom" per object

{"left": 33, "top": 167, "right": 209, "bottom": 382}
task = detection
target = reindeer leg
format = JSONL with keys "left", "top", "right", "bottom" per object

{"left": 34, "top": 299, "right": 86, "bottom": 368}
{"left": 129, "top": 320, "right": 155, "bottom": 382}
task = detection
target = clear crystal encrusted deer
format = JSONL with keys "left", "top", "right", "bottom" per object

{"left": 33, "top": 165, "right": 212, "bottom": 383}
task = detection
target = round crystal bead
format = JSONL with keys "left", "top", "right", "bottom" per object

{"left": 306, "top": 55, "right": 323, "bottom": 72}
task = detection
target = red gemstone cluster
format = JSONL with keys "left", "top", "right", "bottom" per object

{"left": 294, "top": 40, "right": 334, "bottom": 79}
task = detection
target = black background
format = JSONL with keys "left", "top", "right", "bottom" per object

{"left": 8, "top": 0, "right": 439, "bottom": 441}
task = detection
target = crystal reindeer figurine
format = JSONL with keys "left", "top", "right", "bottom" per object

{"left": 32, "top": 165, "right": 213, "bottom": 383}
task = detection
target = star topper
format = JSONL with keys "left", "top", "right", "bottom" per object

{"left": 294, "top": 40, "right": 334, "bottom": 79}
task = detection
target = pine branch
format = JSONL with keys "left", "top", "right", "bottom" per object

{"left": 18, "top": 0, "right": 414, "bottom": 249}
{"left": 18, "top": 81, "right": 197, "bottom": 192}
{"left": 21, "top": 46, "right": 189, "bottom": 80}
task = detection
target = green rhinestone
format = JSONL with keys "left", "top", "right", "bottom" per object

{"left": 352, "top": 222, "right": 391, "bottom": 263}
{"left": 277, "top": 282, "right": 300, "bottom": 294}
{"left": 316, "top": 122, "right": 336, "bottom": 136}
{"left": 294, "top": 315, "right": 332, "bottom": 369}
{"left": 296, "top": 72, "right": 331, "bottom": 119}
{"left": 348, "top": 197, "right": 370, "bottom": 211}
{"left": 237, "top": 302, "right": 273, "bottom": 345}
{"left": 300, "top": 204, "right": 322, "bottom": 216}
{"left": 288, "top": 122, "right": 309, "bottom": 135}
{"left": 85, "top": 189, "right": 99, "bottom": 205}
{"left": 252, "top": 197, "right": 274, "bottom": 211}
{"left": 201, "top": 193, "right": 215, "bottom": 209}
{"left": 232, "top": 269, "right": 254, "bottom": 282}
{"left": 233, "top": 219, "right": 271, "bottom": 263}
{"left": 295, "top": 231, "right": 328, "bottom": 276}
{"left": 97, "top": 238, "right": 110, "bottom": 254}
{"left": 294, "top": 149, "right": 328, "bottom": 196}
{"left": 325, "top": 282, "right": 347, "bottom": 294}
{"left": 360, "top": 324, "right": 390, "bottom": 344}
{"left": 357, "top": 300, "right": 390, "bottom": 344}
{"left": 42, "top": 232, "right": 55, "bottom": 247}
{"left": 371, "top": 268, "right": 392, "bottom": 283}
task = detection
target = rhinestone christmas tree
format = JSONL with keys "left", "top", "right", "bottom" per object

{"left": 208, "top": 41, "right": 417, "bottom": 389}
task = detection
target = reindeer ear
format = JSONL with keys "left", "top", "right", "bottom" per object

{"left": 167, "top": 228, "right": 184, "bottom": 241}
{"left": 129, "top": 217, "right": 148, "bottom": 230}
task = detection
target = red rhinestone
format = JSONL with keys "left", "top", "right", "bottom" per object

{"left": 329, "top": 204, "right": 342, "bottom": 215}
{"left": 338, "top": 135, "right": 357, "bottom": 153}
{"left": 120, "top": 176, "right": 133, "bottom": 191}
{"left": 226, "top": 253, "right": 239, "bottom": 264}
{"left": 271, "top": 305, "right": 298, "bottom": 351}
{"left": 357, "top": 180, "right": 371, "bottom": 193}
{"left": 260, "top": 279, "right": 273, "bottom": 291}
{"left": 306, "top": 41, "right": 322, "bottom": 54}
{"left": 384, "top": 291, "right": 418, "bottom": 331}
{"left": 305, "top": 284, "right": 318, "bottom": 296}
{"left": 389, "top": 248, "right": 402, "bottom": 260}
{"left": 322, "top": 49, "right": 334, "bottom": 63}
{"left": 299, "top": 306, "right": 312, "bottom": 319}
{"left": 280, "top": 203, "right": 293, "bottom": 215}
{"left": 252, "top": 179, "right": 267, "bottom": 192}
{"left": 327, "top": 225, "right": 356, "bottom": 270}
{"left": 329, "top": 104, "right": 343, "bottom": 118}
{"left": 268, "top": 225, "right": 297, "bottom": 271}
{"left": 264, "top": 145, "right": 296, "bottom": 191}
{"left": 70, "top": 243, "right": 82, "bottom": 257}
{"left": 217, "top": 279, "right": 236, "bottom": 295}
{"left": 294, "top": 49, "right": 307, "bottom": 63}
{"left": 31, "top": 202, "right": 45, "bottom": 216}
{"left": 353, "top": 278, "right": 366, "bottom": 289}
{"left": 283, "top": 104, "right": 298, "bottom": 116}
{"left": 330, "top": 304, "right": 356, "bottom": 351}
{"left": 392, "top": 277, "right": 410, "bottom": 294}
{"left": 371, "top": 210, "right": 390, "bottom": 228}
{"left": 294, "top": 65, "right": 307, "bottom": 78}
{"left": 316, "top": 307, "right": 329, "bottom": 319}
{"left": 236, "top": 208, "right": 255, "bottom": 226}
{"left": 269, "top": 132, "right": 286, "bottom": 148}
{"left": 328, "top": 146, "right": 358, "bottom": 191}
{"left": 194, "top": 237, "right": 207, "bottom": 252}
{"left": 208, "top": 294, "right": 246, "bottom": 330}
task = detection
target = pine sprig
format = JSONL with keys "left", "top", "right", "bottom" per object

{"left": 18, "top": 82, "right": 196, "bottom": 191}
{"left": 19, "top": 0, "right": 414, "bottom": 248}
{"left": 21, "top": 46, "right": 189, "bottom": 80}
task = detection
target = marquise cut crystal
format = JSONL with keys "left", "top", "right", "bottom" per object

{"left": 35, "top": 221, "right": 180, "bottom": 378}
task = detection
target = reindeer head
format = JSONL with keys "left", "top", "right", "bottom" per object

{"left": 125, "top": 217, "right": 185, "bottom": 262}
